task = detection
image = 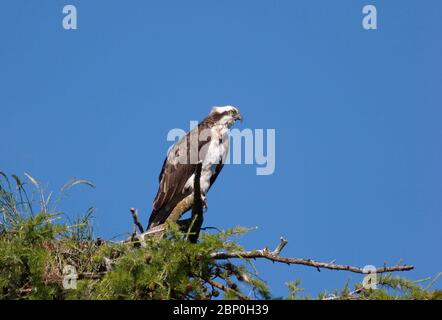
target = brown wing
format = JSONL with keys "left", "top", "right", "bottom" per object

{"left": 148, "top": 123, "right": 212, "bottom": 228}
{"left": 209, "top": 161, "right": 225, "bottom": 190}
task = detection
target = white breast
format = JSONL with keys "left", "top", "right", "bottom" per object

{"left": 185, "top": 125, "right": 229, "bottom": 194}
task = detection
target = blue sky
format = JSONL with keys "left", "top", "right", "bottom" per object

{"left": 1, "top": 0, "right": 441, "bottom": 297}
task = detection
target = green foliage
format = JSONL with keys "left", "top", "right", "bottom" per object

{"left": 0, "top": 173, "right": 270, "bottom": 300}
{"left": 1, "top": 172, "right": 440, "bottom": 300}
{"left": 68, "top": 226, "right": 272, "bottom": 300}
{"left": 286, "top": 279, "right": 304, "bottom": 299}
{"left": 356, "top": 273, "right": 442, "bottom": 300}
{"left": 301, "top": 273, "right": 442, "bottom": 300}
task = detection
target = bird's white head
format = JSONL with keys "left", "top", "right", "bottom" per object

{"left": 209, "top": 105, "right": 242, "bottom": 127}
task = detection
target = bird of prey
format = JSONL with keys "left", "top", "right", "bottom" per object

{"left": 147, "top": 106, "right": 242, "bottom": 230}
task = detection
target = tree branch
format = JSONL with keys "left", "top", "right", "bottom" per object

{"left": 211, "top": 238, "right": 414, "bottom": 275}
{"left": 203, "top": 277, "right": 249, "bottom": 300}
{"left": 129, "top": 208, "right": 144, "bottom": 241}
{"left": 187, "top": 162, "right": 204, "bottom": 243}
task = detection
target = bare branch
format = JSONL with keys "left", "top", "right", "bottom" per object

{"left": 272, "top": 237, "right": 288, "bottom": 255}
{"left": 187, "top": 162, "right": 204, "bottom": 243}
{"left": 133, "top": 224, "right": 165, "bottom": 245}
{"left": 211, "top": 238, "right": 414, "bottom": 275}
{"left": 130, "top": 208, "right": 144, "bottom": 234}
{"left": 165, "top": 195, "right": 193, "bottom": 225}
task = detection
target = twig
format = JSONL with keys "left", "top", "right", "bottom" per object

{"left": 130, "top": 208, "right": 144, "bottom": 234}
{"left": 273, "top": 237, "right": 288, "bottom": 255}
{"left": 204, "top": 277, "right": 249, "bottom": 300}
{"left": 211, "top": 238, "right": 414, "bottom": 275}
{"left": 127, "top": 224, "right": 165, "bottom": 245}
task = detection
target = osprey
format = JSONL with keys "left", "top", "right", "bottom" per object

{"left": 147, "top": 106, "right": 242, "bottom": 230}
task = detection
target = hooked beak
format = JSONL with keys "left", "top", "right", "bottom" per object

{"left": 236, "top": 114, "right": 243, "bottom": 123}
